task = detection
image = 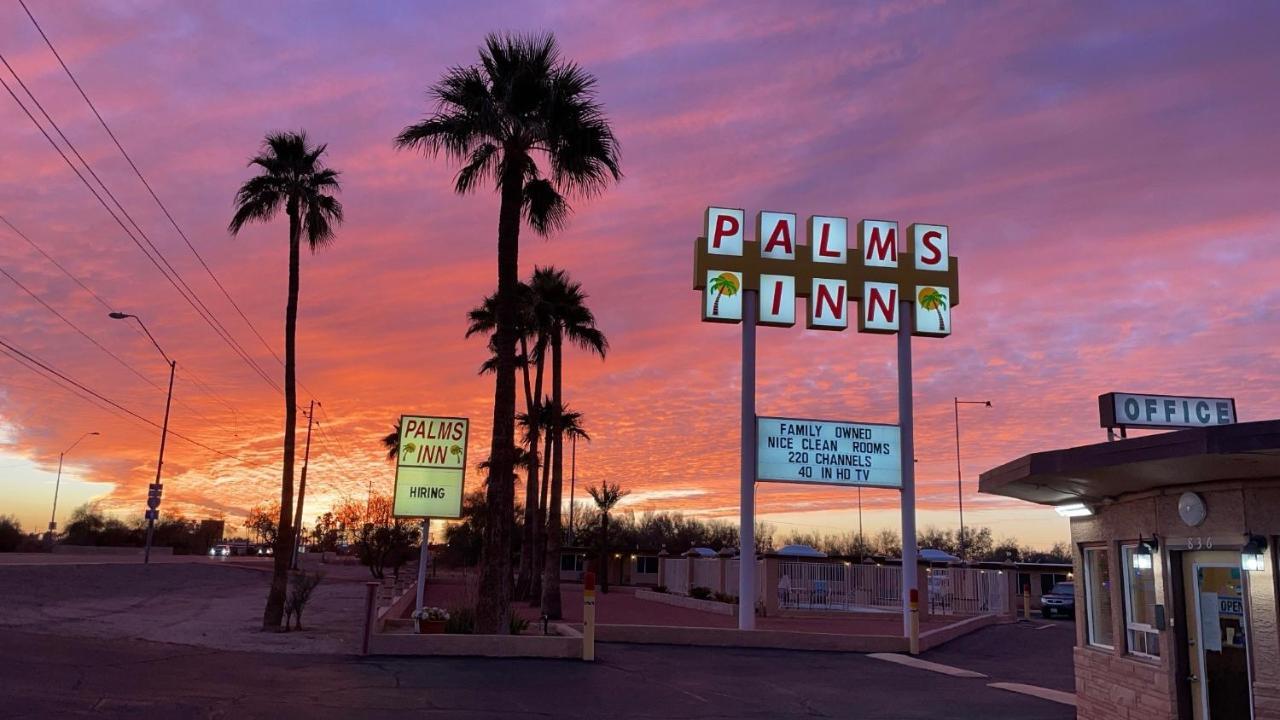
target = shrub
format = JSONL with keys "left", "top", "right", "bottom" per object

{"left": 445, "top": 606, "right": 476, "bottom": 634}
{"left": 689, "top": 586, "right": 712, "bottom": 600}
{"left": 412, "top": 607, "right": 450, "bottom": 621}
{"left": 653, "top": 585, "right": 667, "bottom": 594}
{"left": 0, "top": 516, "right": 23, "bottom": 552}
{"left": 284, "top": 571, "right": 323, "bottom": 631}
{"left": 713, "top": 592, "right": 739, "bottom": 604}
{"left": 509, "top": 614, "right": 529, "bottom": 635}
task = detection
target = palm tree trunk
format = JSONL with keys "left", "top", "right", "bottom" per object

{"left": 599, "top": 511, "right": 610, "bottom": 594}
{"left": 515, "top": 335, "right": 543, "bottom": 601}
{"left": 712, "top": 290, "right": 723, "bottom": 315}
{"left": 936, "top": 308, "right": 946, "bottom": 331}
{"left": 264, "top": 202, "right": 300, "bottom": 630}
{"left": 540, "top": 329, "right": 565, "bottom": 618}
{"left": 530, "top": 426, "right": 552, "bottom": 604}
{"left": 475, "top": 165, "right": 523, "bottom": 634}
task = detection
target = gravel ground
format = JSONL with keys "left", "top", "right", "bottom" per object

{"left": 0, "top": 557, "right": 375, "bottom": 654}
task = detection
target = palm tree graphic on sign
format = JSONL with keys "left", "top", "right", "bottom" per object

{"left": 708, "top": 272, "right": 740, "bottom": 316}
{"left": 449, "top": 444, "right": 463, "bottom": 461}
{"left": 918, "top": 287, "right": 948, "bottom": 331}
{"left": 401, "top": 442, "right": 417, "bottom": 461}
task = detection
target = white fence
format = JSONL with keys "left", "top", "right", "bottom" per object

{"left": 665, "top": 557, "right": 689, "bottom": 595}
{"left": 927, "top": 567, "right": 1007, "bottom": 616}
{"left": 777, "top": 561, "right": 902, "bottom": 612}
{"left": 725, "top": 558, "right": 766, "bottom": 604}
{"left": 692, "top": 558, "right": 721, "bottom": 591}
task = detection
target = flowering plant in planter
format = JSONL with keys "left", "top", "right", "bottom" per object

{"left": 412, "top": 607, "right": 449, "bottom": 634}
{"left": 412, "top": 607, "right": 450, "bottom": 621}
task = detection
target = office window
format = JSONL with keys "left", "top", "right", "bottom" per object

{"left": 560, "top": 553, "right": 585, "bottom": 572}
{"left": 1017, "top": 572, "right": 1031, "bottom": 595}
{"left": 637, "top": 556, "right": 659, "bottom": 574}
{"left": 1041, "top": 573, "right": 1069, "bottom": 595}
{"left": 1084, "top": 547, "right": 1114, "bottom": 648}
{"left": 1121, "top": 545, "right": 1161, "bottom": 658}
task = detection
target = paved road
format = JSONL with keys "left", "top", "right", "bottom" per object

{"left": 0, "top": 629, "right": 1072, "bottom": 719}
{"left": 923, "top": 617, "right": 1077, "bottom": 692}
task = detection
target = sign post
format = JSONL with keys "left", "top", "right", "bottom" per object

{"left": 583, "top": 570, "right": 597, "bottom": 661}
{"left": 693, "top": 207, "right": 958, "bottom": 638}
{"left": 394, "top": 414, "right": 468, "bottom": 614}
{"left": 740, "top": 289, "right": 757, "bottom": 631}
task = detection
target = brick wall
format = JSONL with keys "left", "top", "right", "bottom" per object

{"left": 1075, "top": 647, "right": 1175, "bottom": 719}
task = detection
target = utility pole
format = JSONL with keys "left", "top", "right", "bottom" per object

{"left": 291, "top": 400, "right": 316, "bottom": 570}
{"left": 109, "top": 311, "right": 173, "bottom": 565}
{"left": 48, "top": 431, "right": 99, "bottom": 545}
{"left": 144, "top": 358, "right": 176, "bottom": 564}
{"left": 568, "top": 433, "right": 577, "bottom": 545}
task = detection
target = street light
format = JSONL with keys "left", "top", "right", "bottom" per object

{"left": 110, "top": 311, "right": 176, "bottom": 565}
{"left": 48, "top": 431, "right": 100, "bottom": 540}
{"left": 953, "top": 398, "right": 992, "bottom": 561}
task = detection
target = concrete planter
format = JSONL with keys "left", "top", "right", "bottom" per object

{"left": 414, "top": 619, "right": 446, "bottom": 634}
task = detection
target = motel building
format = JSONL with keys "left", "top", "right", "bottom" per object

{"left": 980, "top": 393, "right": 1280, "bottom": 720}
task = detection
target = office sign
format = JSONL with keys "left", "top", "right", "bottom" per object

{"left": 393, "top": 415, "right": 468, "bottom": 519}
{"left": 757, "top": 416, "right": 901, "bottom": 488}
{"left": 1099, "top": 393, "right": 1237, "bottom": 430}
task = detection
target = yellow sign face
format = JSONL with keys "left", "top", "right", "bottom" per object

{"left": 393, "top": 415, "right": 468, "bottom": 519}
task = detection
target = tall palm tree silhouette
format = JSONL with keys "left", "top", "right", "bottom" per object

{"left": 229, "top": 130, "right": 342, "bottom": 630}
{"left": 396, "top": 34, "right": 620, "bottom": 633}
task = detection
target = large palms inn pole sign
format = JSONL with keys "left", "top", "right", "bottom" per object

{"left": 693, "top": 207, "right": 959, "bottom": 633}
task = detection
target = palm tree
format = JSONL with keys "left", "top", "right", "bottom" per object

{"left": 382, "top": 423, "right": 400, "bottom": 461}
{"left": 532, "top": 266, "right": 607, "bottom": 618}
{"left": 468, "top": 285, "right": 546, "bottom": 600}
{"left": 587, "top": 480, "right": 628, "bottom": 594}
{"left": 708, "top": 272, "right": 739, "bottom": 315}
{"left": 397, "top": 33, "right": 620, "bottom": 634}
{"left": 522, "top": 401, "right": 589, "bottom": 604}
{"left": 917, "top": 287, "right": 948, "bottom": 331}
{"left": 229, "top": 130, "right": 343, "bottom": 630}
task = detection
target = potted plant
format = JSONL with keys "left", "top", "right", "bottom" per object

{"left": 412, "top": 607, "right": 449, "bottom": 634}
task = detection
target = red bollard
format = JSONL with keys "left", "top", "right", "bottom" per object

{"left": 361, "top": 580, "right": 379, "bottom": 656}
{"left": 583, "top": 571, "right": 597, "bottom": 661}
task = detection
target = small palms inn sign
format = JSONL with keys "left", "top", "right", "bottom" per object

{"left": 693, "top": 208, "right": 959, "bottom": 335}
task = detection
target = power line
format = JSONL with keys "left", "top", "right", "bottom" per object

{"left": 17, "top": 0, "right": 287, "bottom": 370}
{"left": 0, "top": 212, "right": 241, "bottom": 416}
{"left": 0, "top": 261, "right": 245, "bottom": 438}
{"left": 15, "top": 1, "right": 323, "bottom": 402}
{"left": 0, "top": 335, "right": 269, "bottom": 468}
{"left": 0, "top": 57, "right": 284, "bottom": 396}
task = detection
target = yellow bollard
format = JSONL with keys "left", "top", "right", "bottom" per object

{"left": 583, "top": 570, "right": 597, "bottom": 661}
{"left": 1022, "top": 584, "right": 1031, "bottom": 621}
{"left": 909, "top": 588, "right": 920, "bottom": 655}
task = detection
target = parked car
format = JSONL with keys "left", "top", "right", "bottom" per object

{"left": 1041, "top": 581, "right": 1075, "bottom": 618}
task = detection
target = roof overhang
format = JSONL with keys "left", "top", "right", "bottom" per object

{"left": 979, "top": 419, "right": 1280, "bottom": 507}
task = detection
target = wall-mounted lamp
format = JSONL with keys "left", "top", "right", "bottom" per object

{"left": 1242, "top": 534, "right": 1268, "bottom": 572}
{"left": 1132, "top": 537, "right": 1158, "bottom": 570}
{"left": 1054, "top": 502, "right": 1094, "bottom": 518}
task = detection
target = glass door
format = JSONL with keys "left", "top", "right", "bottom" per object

{"left": 1182, "top": 551, "right": 1252, "bottom": 719}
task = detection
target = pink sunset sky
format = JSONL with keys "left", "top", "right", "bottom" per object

{"left": 2, "top": 1, "right": 1278, "bottom": 548}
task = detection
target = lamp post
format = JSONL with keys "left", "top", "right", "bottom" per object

{"left": 953, "top": 398, "right": 992, "bottom": 561}
{"left": 109, "top": 312, "right": 175, "bottom": 565}
{"left": 48, "top": 431, "right": 100, "bottom": 542}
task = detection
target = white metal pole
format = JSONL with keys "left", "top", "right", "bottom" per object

{"left": 416, "top": 518, "right": 430, "bottom": 612}
{"left": 898, "top": 299, "right": 918, "bottom": 637}
{"left": 739, "top": 289, "right": 757, "bottom": 631}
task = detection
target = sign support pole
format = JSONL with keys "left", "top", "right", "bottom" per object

{"left": 416, "top": 518, "right": 430, "bottom": 613}
{"left": 897, "top": 299, "right": 918, "bottom": 637}
{"left": 739, "top": 290, "right": 757, "bottom": 631}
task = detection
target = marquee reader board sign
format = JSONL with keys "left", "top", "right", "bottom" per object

{"left": 757, "top": 416, "right": 902, "bottom": 489}
{"left": 1098, "top": 393, "right": 1237, "bottom": 430}
{"left": 693, "top": 207, "right": 959, "bottom": 336}
{"left": 392, "top": 415, "right": 469, "bottom": 519}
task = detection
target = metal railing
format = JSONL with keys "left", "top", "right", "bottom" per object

{"left": 776, "top": 561, "right": 902, "bottom": 612}
{"left": 927, "top": 567, "right": 1007, "bottom": 616}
